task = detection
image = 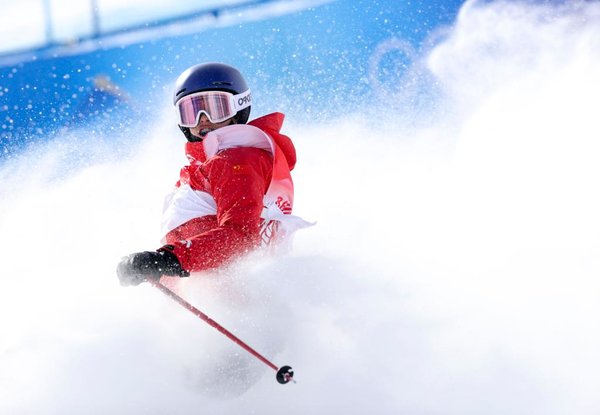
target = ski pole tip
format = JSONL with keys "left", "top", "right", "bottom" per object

{"left": 276, "top": 365, "right": 295, "bottom": 384}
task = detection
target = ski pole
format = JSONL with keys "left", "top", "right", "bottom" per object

{"left": 149, "top": 279, "right": 295, "bottom": 384}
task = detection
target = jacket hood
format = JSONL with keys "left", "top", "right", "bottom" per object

{"left": 249, "top": 112, "right": 296, "bottom": 171}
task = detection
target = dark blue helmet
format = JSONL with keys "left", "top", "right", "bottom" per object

{"left": 173, "top": 62, "right": 251, "bottom": 125}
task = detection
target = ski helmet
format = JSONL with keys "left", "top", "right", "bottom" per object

{"left": 173, "top": 62, "right": 251, "bottom": 140}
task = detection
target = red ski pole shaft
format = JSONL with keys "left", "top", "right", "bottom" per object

{"left": 150, "top": 280, "right": 279, "bottom": 371}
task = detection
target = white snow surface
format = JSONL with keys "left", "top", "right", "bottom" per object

{"left": 1, "top": 1, "right": 600, "bottom": 413}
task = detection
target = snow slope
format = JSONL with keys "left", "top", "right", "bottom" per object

{"left": 1, "top": 1, "right": 600, "bottom": 413}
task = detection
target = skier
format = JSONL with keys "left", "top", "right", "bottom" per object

{"left": 117, "top": 62, "right": 308, "bottom": 286}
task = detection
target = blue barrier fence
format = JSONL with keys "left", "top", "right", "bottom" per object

{"left": 0, "top": 0, "right": 464, "bottom": 157}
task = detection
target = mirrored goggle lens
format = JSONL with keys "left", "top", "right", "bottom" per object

{"left": 177, "top": 92, "right": 235, "bottom": 127}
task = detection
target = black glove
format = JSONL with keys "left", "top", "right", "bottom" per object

{"left": 117, "top": 249, "right": 189, "bottom": 286}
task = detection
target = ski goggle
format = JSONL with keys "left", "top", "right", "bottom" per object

{"left": 175, "top": 89, "right": 252, "bottom": 127}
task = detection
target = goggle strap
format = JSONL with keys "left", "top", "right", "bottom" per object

{"left": 233, "top": 89, "right": 252, "bottom": 111}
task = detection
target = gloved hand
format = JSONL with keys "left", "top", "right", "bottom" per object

{"left": 117, "top": 249, "right": 189, "bottom": 286}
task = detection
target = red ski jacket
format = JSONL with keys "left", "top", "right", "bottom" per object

{"left": 159, "top": 112, "right": 297, "bottom": 274}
